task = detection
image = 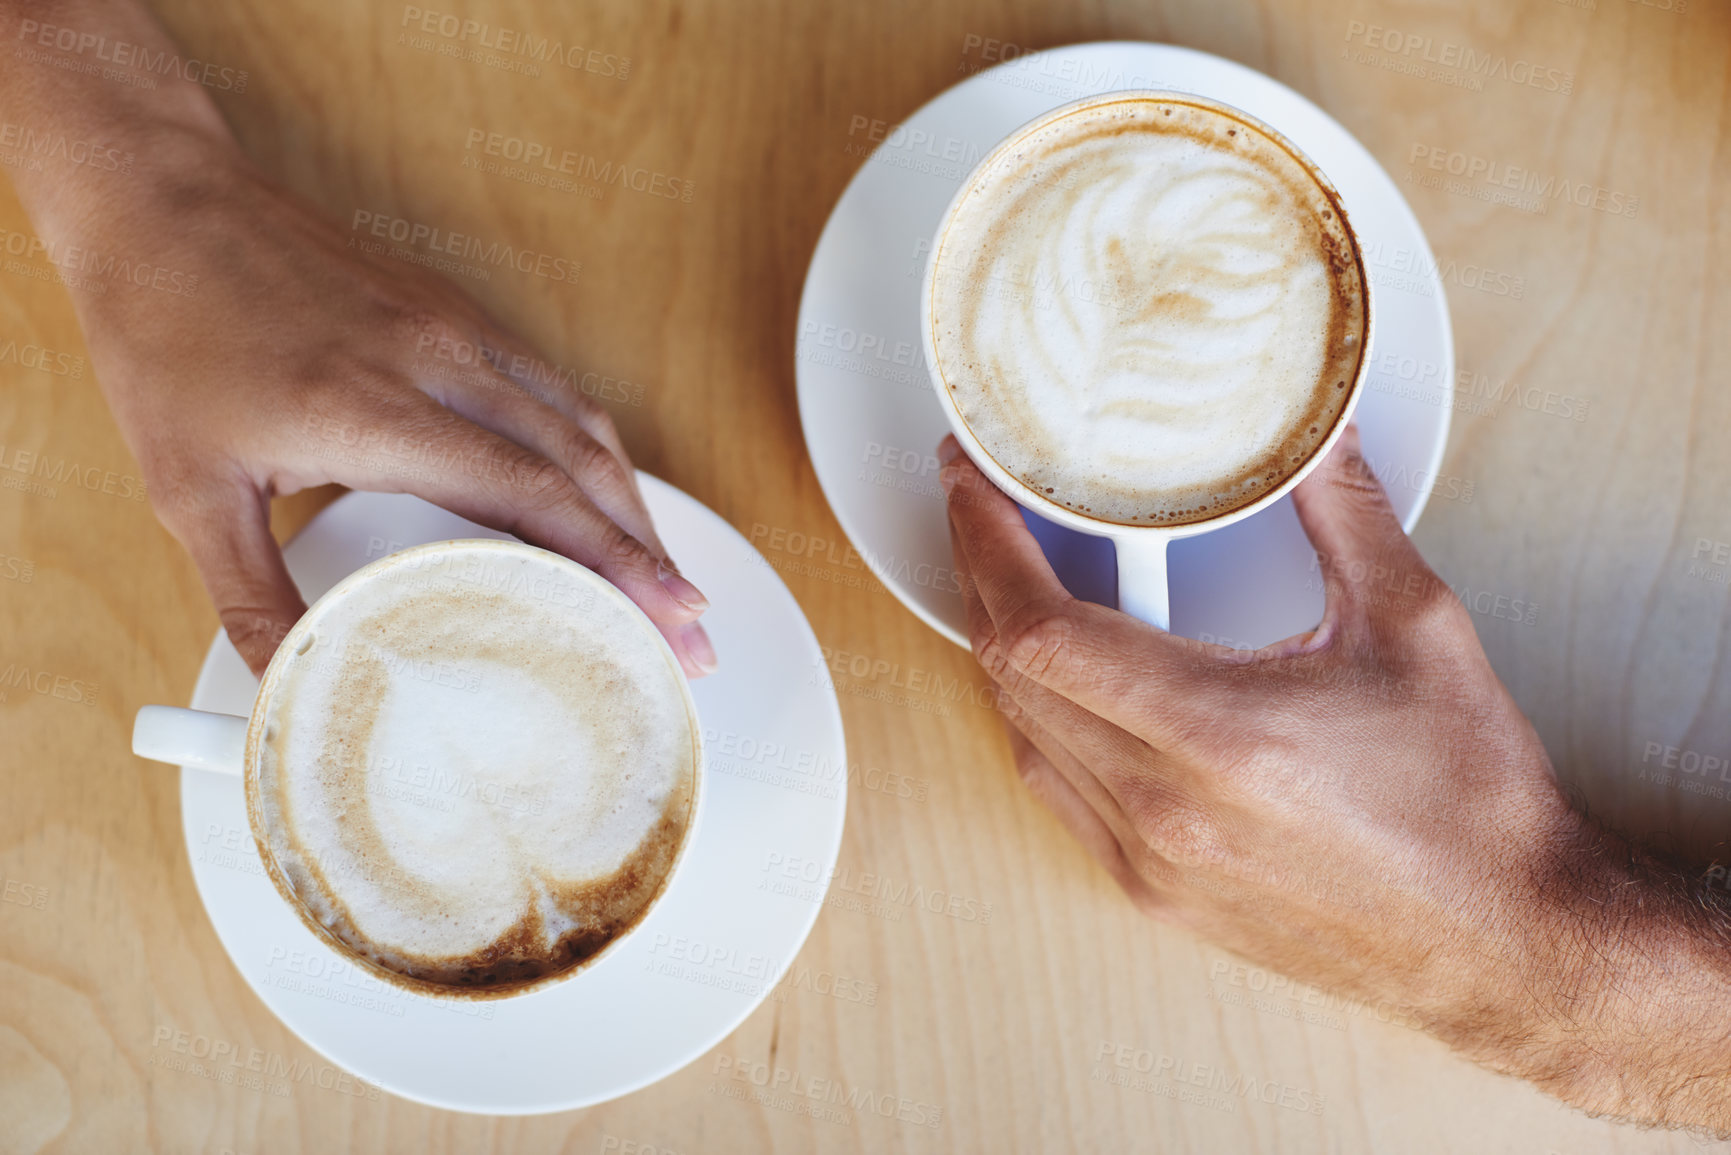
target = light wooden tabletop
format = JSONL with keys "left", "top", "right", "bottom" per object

{"left": 3, "top": 0, "right": 1729, "bottom": 1151}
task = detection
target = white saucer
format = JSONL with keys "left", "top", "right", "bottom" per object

{"left": 796, "top": 42, "right": 1454, "bottom": 649}
{"left": 179, "top": 477, "right": 848, "bottom": 1115}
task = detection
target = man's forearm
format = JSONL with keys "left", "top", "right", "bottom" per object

{"left": 0, "top": 0, "right": 235, "bottom": 242}
{"left": 1499, "top": 823, "right": 1731, "bottom": 1132}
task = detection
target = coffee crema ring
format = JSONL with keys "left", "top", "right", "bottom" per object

{"left": 245, "top": 543, "right": 699, "bottom": 1000}
{"left": 930, "top": 95, "right": 1369, "bottom": 527}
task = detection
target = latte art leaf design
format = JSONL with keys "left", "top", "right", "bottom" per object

{"left": 931, "top": 98, "right": 1367, "bottom": 526}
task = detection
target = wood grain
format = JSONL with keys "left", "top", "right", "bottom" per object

{"left": 2, "top": 0, "right": 1728, "bottom": 1151}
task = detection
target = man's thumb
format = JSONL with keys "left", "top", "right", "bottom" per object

{"left": 1288, "top": 424, "right": 1433, "bottom": 611}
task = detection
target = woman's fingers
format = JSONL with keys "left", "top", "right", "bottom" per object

{"left": 417, "top": 315, "right": 674, "bottom": 559}
{"left": 312, "top": 390, "right": 715, "bottom": 676}
{"left": 419, "top": 362, "right": 678, "bottom": 579}
{"left": 404, "top": 317, "right": 714, "bottom": 673}
{"left": 151, "top": 475, "right": 308, "bottom": 679}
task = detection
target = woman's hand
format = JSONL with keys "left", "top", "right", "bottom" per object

{"left": 61, "top": 134, "right": 714, "bottom": 678}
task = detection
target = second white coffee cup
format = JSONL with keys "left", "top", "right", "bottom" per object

{"left": 919, "top": 90, "right": 1374, "bottom": 631}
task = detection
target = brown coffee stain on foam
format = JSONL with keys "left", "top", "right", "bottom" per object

{"left": 334, "top": 807, "right": 689, "bottom": 995}
{"left": 404, "top": 808, "right": 688, "bottom": 991}
{"left": 932, "top": 96, "right": 1368, "bottom": 527}
{"left": 254, "top": 572, "right": 696, "bottom": 1001}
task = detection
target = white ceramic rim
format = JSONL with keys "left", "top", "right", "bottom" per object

{"left": 917, "top": 87, "right": 1377, "bottom": 544}
{"left": 240, "top": 536, "right": 706, "bottom": 1004}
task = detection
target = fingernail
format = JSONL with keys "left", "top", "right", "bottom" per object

{"left": 659, "top": 561, "right": 709, "bottom": 612}
{"left": 679, "top": 622, "right": 718, "bottom": 674}
{"left": 938, "top": 436, "right": 962, "bottom": 465}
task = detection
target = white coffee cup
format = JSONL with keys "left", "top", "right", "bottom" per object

{"left": 133, "top": 538, "right": 705, "bottom": 1000}
{"left": 919, "top": 90, "right": 1374, "bottom": 630}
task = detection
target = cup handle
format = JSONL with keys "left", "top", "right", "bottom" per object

{"left": 132, "top": 706, "right": 247, "bottom": 775}
{"left": 1115, "top": 536, "right": 1170, "bottom": 631}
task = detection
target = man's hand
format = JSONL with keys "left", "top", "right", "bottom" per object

{"left": 0, "top": 0, "right": 713, "bottom": 678}
{"left": 941, "top": 426, "right": 1731, "bottom": 1133}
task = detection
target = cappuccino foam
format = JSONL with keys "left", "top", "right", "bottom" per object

{"left": 249, "top": 542, "right": 697, "bottom": 997}
{"left": 929, "top": 96, "right": 1368, "bottom": 526}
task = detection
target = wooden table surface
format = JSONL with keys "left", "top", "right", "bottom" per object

{"left": 3, "top": 0, "right": 1729, "bottom": 1151}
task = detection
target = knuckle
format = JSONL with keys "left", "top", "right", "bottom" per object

{"left": 1113, "top": 770, "right": 1228, "bottom": 871}
{"left": 1214, "top": 738, "right": 1299, "bottom": 802}
{"left": 1133, "top": 800, "right": 1226, "bottom": 873}
{"left": 1003, "top": 608, "right": 1076, "bottom": 681}
{"left": 513, "top": 456, "right": 577, "bottom": 512}
{"left": 392, "top": 305, "right": 458, "bottom": 352}
{"left": 1336, "top": 447, "right": 1384, "bottom": 493}
{"left": 1127, "top": 839, "right": 1181, "bottom": 890}
{"left": 298, "top": 357, "right": 407, "bottom": 419}
{"left": 1319, "top": 451, "right": 1394, "bottom": 512}
{"left": 597, "top": 523, "right": 652, "bottom": 571}
{"left": 565, "top": 432, "right": 629, "bottom": 492}
{"left": 1369, "top": 568, "right": 1475, "bottom": 653}
{"left": 564, "top": 389, "right": 608, "bottom": 425}
{"left": 969, "top": 617, "right": 1016, "bottom": 685}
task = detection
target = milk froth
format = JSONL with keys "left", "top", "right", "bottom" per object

{"left": 249, "top": 541, "right": 698, "bottom": 996}
{"left": 930, "top": 96, "right": 1368, "bottom": 526}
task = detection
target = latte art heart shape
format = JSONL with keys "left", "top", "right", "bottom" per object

{"left": 248, "top": 542, "right": 698, "bottom": 997}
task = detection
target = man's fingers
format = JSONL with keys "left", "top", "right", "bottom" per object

{"left": 155, "top": 479, "right": 307, "bottom": 679}
{"left": 1003, "top": 727, "right": 1167, "bottom": 916}
{"left": 940, "top": 437, "right": 1238, "bottom": 736}
{"left": 1289, "top": 424, "right": 1436, "bottom": 621}
{"left": 953, "top": 522, "right": 1149, "bottom": 844}
{"left": 997, "top": 692, "right": 1168, "bottom": 885}
{"left": 315, "top": 393, "right": 714, "bottom": 675}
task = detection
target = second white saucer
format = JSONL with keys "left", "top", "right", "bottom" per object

{"left": 796, "top": 41, "right": 1454, "bottom": 650}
